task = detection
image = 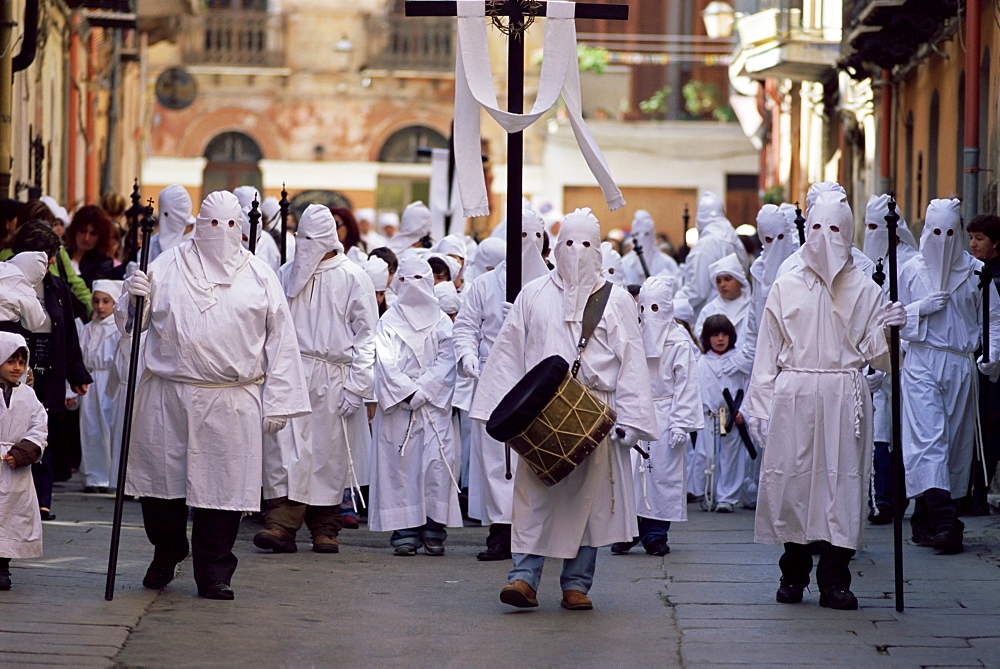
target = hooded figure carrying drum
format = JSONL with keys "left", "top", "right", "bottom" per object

{"left": 116, "top": 191, "right": 310, "bottom": 600}
{"left": 471, "top": 207, "right": 657, "bottom": 611}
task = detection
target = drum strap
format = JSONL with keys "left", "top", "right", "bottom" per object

{"left": 572, "top": 281, "right": 613, "bottom": 378}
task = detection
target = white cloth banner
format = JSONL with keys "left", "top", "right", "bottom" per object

{"left": 429, "top": 148, "right": 461, "bottom": 240}
{"left": 454, "top": 0, "right": 625, "bottom": 218}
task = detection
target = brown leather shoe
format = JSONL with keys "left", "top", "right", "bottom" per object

{"left": 312, "top": 535, "right": 340, "bottom": 554}
{"left": 499, "top": 579, "right": 538, "bottom": 608}
{"left": 560, "top": 590, "right": 593, "bottom": 610}
{"left": 253, "top": 527, "right": 297, "bottom": 553}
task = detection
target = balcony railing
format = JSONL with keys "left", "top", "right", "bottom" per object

{"left": 180, "top": 10, "right": 285, "bottom": 68}
{"left": 364, "top": 16, "right": 453, "bottom": 72}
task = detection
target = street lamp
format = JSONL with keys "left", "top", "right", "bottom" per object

{"left": 702, "top": 1, "right": 736, "bottom": 39}
{"left": 333, "top": 35, "right": 354, "bottom": 72}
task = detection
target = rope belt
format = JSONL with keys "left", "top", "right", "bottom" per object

{"left": 300, "top": 353, "right": 350, "bottom": 367}
{"left": 908, "top": 342, "right": 970, "bottom": 357}
{"left": 189, "top": 375, "right": 265, "bottom": 389}
{"left": 781, "top": 367, "right": 865, "bottom": 438}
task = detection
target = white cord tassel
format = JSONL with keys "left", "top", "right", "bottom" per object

{"left": 424, "top": 406, "right": 462, "bottom": 493}
{"left": 639, "top": 442, "right": 652, "bottom": 512}
{"left": 340, "top": 414, "right": 366, "bottom": 511}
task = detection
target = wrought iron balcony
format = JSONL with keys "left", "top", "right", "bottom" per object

{"left": 180, "top": 10, "right": 285, "bottom": 68}
{"left": 363, "top": 15, "right": 453, "bottom": 73}
{"left": 735, "top": 3, "right": 840, "bottom": 82}
{"left": 843, "top": 0, "right": 959, "bottom": 72}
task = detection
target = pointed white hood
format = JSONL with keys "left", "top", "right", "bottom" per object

{"left": 286, "top": 204, "right": 345, "bottom": 299}
{"left": 601, "top": 241, "right": 625, "bottom": 287}
{"left": 157, "top": 185, "right": 196, "bottom": 252}
{"left": 805, "top": 181, "right": 846, "bottom": 212}
{"left": 639, "top": 275, "right": 678, "bottom": 356}
{"left": 800, "top": 190, "right": 854, "bottom": 289}
{"left": 7, "top": 251, "right": 48, "bottom": 287}
{"left": 395, "top": 255, "right": 441, "bottom": 331}
{"left": 364, "top": 255, "right": 390, "bottom": 292}
{"left": 695, "top": 191, "right": 729, "bottom": 233}
{"left": 465, "top": 237, "right": 506, "bottom": 284}
{"left": 261, "top": 197, "right": 281, "bottom": 231}
{"left": 192, "top": 191, "right": 248, "bottom": 285}
{"left": 519, "top": 207, "right": 550, "bottom": 284}
{"left": 553, "top": 207, "right": 604, "bottom": 322}
{"left": 756, "top": 204, "right": 797, "bottom": 286}
{"left": 919, "top": 198, "right": 966, "bottom": 292}
{"left": 862, "top": 193, "right": 919, "bottom": 263}
{"left": 435, "top": 279, "right": 461, "bottom": 315}
{"left": 630, "top": 209, "right": 658, "bottom": 255}
{"left": 387, "top": 201, "right": 432, "bottom": 255}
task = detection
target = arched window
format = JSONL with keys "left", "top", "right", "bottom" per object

{"left": 202, "top": 131, "right": 263, "bottom": 198}
{"left": 378, "top": 126, "right": 448, "bottom": 163}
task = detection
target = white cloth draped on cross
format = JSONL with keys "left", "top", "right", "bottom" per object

{"left": 454, "top": 0, "right": 625, "bottom": 217}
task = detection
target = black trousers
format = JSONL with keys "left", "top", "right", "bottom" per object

{"left": 911, "top": 488, "right": 964, "bottom": 538}
{"left": 779, "top": 541, "right": 855, "bottom": 591}
{"left": 140, "top": 497, "right": 243, "bottom": 587}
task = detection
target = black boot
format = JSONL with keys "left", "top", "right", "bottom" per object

{"left": 611, "top": 538, "right": 640, "bottom": 554}
{"left": 924, "top": 488, "right": 964, "bottom": 554}
{"left": 477, "top": 523, "right": 512, "bottom": 561}
{"left": 775, "top": 578, "right": 804, "bottom": 604}
{"left": 776, "top": 543, "right": 812, "bottom": 604}
{"left": 816, "top": 543, "right": 857, "bottom": 610}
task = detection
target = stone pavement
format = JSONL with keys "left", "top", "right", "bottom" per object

{"left": 2, "top": 475, "right": 999, "bottom": 667}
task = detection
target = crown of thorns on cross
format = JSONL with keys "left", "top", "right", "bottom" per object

{"left": 487, "top": 0, "right": 543, "bottom": 35}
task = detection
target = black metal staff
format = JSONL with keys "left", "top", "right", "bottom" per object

{"left": 884, "top": 195, "right": 905, "bottom": 613}
{"left": 794, "top": 201, "right": 806, "bottom": 246}
{"left": 980, "top": 267, "right": 992, "bottom": 363}
{"left": 125, "top": 180, "right": 143, "bottom": 263}
{"left": 632, "top": 235, "right": 651, "bottom": 278}
{"left": 681, "top": 204, "right": 690, "bottom": 253}
{"left": 248, "top": 192, "right": 261, "bottom": 255}
{"left": 279, "top": 184, "right": 289, "bottom": 265}
{"left": 105, "top": 198, "right": 156, "bottom": 601}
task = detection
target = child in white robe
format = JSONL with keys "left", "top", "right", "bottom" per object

{"left": 612, "top": 276, "right": 703, "bottom": 556}
{"left": 0, "top": 333, "right": 48, "bottom": 590}
{"left": 692, "top": 314, "right": 749, "bottom": 512}
{"left": 78, "top": 280, "right": 123, "bottom": 492}
{"left": 369, "top": 255, "right": 462, "bottom": 556}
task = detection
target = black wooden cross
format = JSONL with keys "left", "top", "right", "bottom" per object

{"left": 405, "top": 0, "right": 629, "bottom": 302}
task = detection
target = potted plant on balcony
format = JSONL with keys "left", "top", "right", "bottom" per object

{"left": 682, "top": 80, "right": 736, "bottom": 122}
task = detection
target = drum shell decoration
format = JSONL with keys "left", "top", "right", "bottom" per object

{"left": 506, "top": 373, "right": 617, "bottom": 486}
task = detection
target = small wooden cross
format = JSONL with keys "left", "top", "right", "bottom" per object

{"left": 405, "top": 0, "right": 629, "bottom": 301}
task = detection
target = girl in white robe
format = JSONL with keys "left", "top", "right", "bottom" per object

{"left": 256, "top": 205, "right": 378, "bottom": 554}
{"left": 613, "top": 276, "right": 702, "bottom": 556}
{"left": 78, "top": 280, "right": 123, "bottom": 491}
{"left": 690, "top": 315, "right": 749, "bottom": 512}
{"left": 369, "top": 255, "right": 462, "bottom": 556}
{"left": 0, "top": 333, "right": 48, "bottom": 587}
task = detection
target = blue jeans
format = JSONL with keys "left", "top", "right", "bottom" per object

{"left": 507, "top": 546, "right": 598, "bottom": 594}
{"left": 390, "top": 518, "right": 447, "bottom": 547}
{"left": 638, "top": 517, "right": 670, "bottom": 547}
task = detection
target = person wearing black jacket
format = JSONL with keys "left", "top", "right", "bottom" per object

{"left": 65, "top": 205, "right": 123, "bottom": 288}
{"left": 2, "top": 222, "right": 93, "bottom": 520}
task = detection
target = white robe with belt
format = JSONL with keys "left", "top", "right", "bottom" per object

{"left": 114, "top": 245, "right": 310, "bottom": 511}
{"left": 263, "top": 254, "right": 378, "bottom": 505}
{"left": 369, "top": 309, "right": 462, "bottom": 531}
{"left": 470, "top": 277, "right": 658, "bottom": 558}
{"left": 898, "top": 253, "right": 999, "bottom": 497}
{"left": 0, "top": 383, "right": 47, "bottom": 558}
{"left": 634, "top": 329, "right": 702, "bottom": 522}
{"left": 78, "top": 315, "right": 121, "bottom": 488}
{"left": 746, "top": 264, "right": 889, "bottom": 550}
{"left": 452, "top": 265, "right": 512, "bottom": 524}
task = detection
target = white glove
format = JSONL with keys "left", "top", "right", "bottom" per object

{"left": 749, "top": 417, "right": 769, "bottom": 445}
{"left": 501, "top": 301, "right": 513, "bottom": 320}
{"left": 978, "top": 355, "right": 1000, "bottom": 382}
{"left": 668, "top": 428, "right": 688, "bottom": 450}
{"left": 866, "top": 369, "right": 886, "bottom": 394}
{"left": 883, "top": 301, "right": 907, "bottom": 328}
{"left": 262, "top": 416, "right": 287, "bottom": 434}
{"left": 460, "top": 354, "right": 481, "bottom": 380}
{"left": 612, "top": 425, "right": 640, "bottom": 448}
{"left": 719, "top": 358, "right": 739, "bottom": 377}
{"left": 124, "top": 270, "right": 151, "bottom": 298}
{"left": 338, "top": 389, "right": 364, "bottom": 416}
{"left": 917, "top": 291, "right": 949, "bottom": 316}
{"left": 408, "top": 388, "right": 429, "bottom": 411}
